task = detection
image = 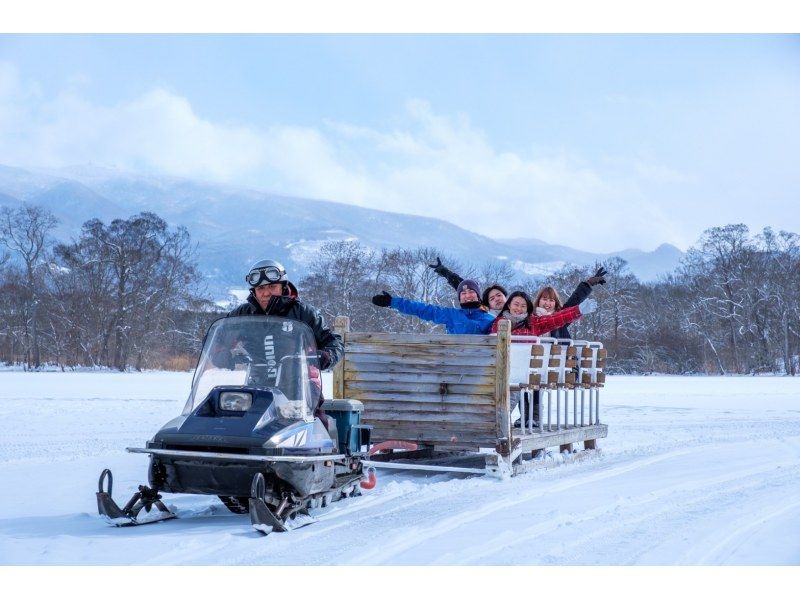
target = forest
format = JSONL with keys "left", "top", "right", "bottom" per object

{"left": 1, "top": 203, "right": 797, "bottom": 375}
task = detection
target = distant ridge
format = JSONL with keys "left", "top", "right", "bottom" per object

{"left": 0, "top": 164, "right": 684, "bottom": 297}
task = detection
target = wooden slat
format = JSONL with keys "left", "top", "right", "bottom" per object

{"left": 369, "top": 427, "right": 497, "bottom": 446}
{"left": 359, "top": 410, "right": 497, "bottom": 424}
{"left": 355, "top": 400, "right": 496, "bottom": 416}
{"left": 513, "top": 424, "right": 608, "bottom": 451}
{"left": 363, "top": 417, "right": 496, "bottom": 431}
{"left": 347, "top": 332, "right": 497, "bottom": 346}
{"left": 343, "top": 380, "right": 496, "bottom": 396}
{"left": 344, "top": 388, "right": 495, "bottom": 404}
{"left": 348, "top": 362, "right": 496, "bottom": 377}
{"left": 494, "top": 319, "right": 511, "bottom": 455}
{"left": 346, "top": 344, "right": 496, "bottom": 359}
{"left": 346, "top": 391, "right": 495, "bottom": 407}
{"left": 366, "top": 420, "right": 496, "bottom": 436}
{"left": 346, "top": 353, "right": 496, "bottom": 367}
{"left": 343, "top": 370, "right": 495, "bottom": 386}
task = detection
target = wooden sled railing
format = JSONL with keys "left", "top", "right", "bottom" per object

{"left": 332, "top": 316, "right": 608, "bottom": 475}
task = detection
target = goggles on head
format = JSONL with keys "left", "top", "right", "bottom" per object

{"left": 246, "top": 266, "right": 286, "bottom": 287}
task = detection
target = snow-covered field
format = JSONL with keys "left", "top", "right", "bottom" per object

{"left": 1, "top": 371, "right": 798, "bottom": 565}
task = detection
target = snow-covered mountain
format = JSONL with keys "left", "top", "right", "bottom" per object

{"left": 0, "top": 164, "right": 684, "bottom": 296}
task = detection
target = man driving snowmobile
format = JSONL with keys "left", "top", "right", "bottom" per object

{"left": 224, "top": 259, "right": 343, "bottom": 425}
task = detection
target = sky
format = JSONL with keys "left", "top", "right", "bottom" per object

{"left": 0, "top": 34, "right": 798, "bottom": 253}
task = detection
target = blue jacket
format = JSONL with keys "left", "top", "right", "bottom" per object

{"left": 390, "top": 297, "right": 495, "bottom": 334}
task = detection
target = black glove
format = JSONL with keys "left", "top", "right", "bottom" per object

{"left": 428, "top": 256, "right": 447, "bottom": 275}
{"left": 587, "top": 266, "right": 607, "bottom": 286}
{"left": 317, "top": 350, "right": 332, "bottom": 370}
{"left": 371, "top": 291, "right": 392, "bottom": 307}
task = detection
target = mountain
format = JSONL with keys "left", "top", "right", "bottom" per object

{"left": 0, "top": 164, "right": 684, "bottom": 298}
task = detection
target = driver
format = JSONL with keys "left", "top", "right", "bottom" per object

{"left": 226, "top": 259, "right": 344, "bottom": 425}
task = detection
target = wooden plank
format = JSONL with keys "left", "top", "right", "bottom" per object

{"left": 333, "top": 316, "right": 349, "bottom": 401}
{"left": 344, "top": 370, "right": 495, "bottom": 385}
{"left": 346, "top": 391, "right": 495, "bottom": 406}
{"left": 347, "top": 332, "right": 497, "bottom": 346}
{"left": 368, "top": 424, "right": 498, "bottom": 446}
{"left": 364, "top": 418, "right": 496, "bottom": 432}
{"left": 346, "top": 353, "right": 496, "bottom": 367}
{"left": 513, "top": 424, "right": 608, "bottom": 452}
{"left": 343, "top": 380, "right": 497, "bottom": 396}
{"left": 348, "top": 361, "right": 496, "bottom": 376}
{"left": 494, "top": 319, "right": 511, "bottom": 455}
{"left": 344, "top": 389, "right": 495, "bottom": 404}
{"left": 367, "top": 446, "right": 435, "bottom": 462}
{"left": 359, "top": 410, "right": 497, "bottom": 424}
{"left": 346, "top": 344, "right": 496, "bottom": 359}
{"left": 357, "top": 401, "right": 496, "bottom": 416}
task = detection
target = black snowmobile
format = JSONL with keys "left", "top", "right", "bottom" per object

{"left": 96, "top": 315, "right": 373, "bottom": 534}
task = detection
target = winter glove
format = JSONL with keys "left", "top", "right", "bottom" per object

{"left": 428, "top": 256, "right": 447, "bottom": 275}
{"left": 317, "top": 350, "right": 332, "bottom": 370}
{"left": 586, "top": 266, "right": 607, "bottom": 286}
{"left": 580, "top": 298, "right": 598, "bottom": 315}
{"left": 371, "top": 291, "right": 392, "bottom": 307}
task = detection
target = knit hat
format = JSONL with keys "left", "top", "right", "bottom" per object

{"left": 456, "top": 279, "right": 481, "bottom": 298}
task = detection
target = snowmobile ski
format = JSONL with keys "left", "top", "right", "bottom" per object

{"left": 249, "top": 472, "right": 295, "bottom": 535}
{"left": 96, "top": 469, "right": 176, "bottom": 527}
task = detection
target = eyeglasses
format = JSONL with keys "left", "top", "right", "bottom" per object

{"left": 246, "top": 266, "right": 285, "bottom": 287}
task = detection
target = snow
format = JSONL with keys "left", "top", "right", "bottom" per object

{"left": 0, "top": 371, "right": 798, "bottom": 565}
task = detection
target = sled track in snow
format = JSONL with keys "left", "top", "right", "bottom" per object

{"left": 340, "top": 443, "right": 732, "bottom": 564}
{"left": 216, "top": 434, "right": 800, "bottom": 565}
{"left": 450, "top": 457, "right": 800, "bottom": 565}
{"left": 222, "top": 441, "right": 737, "bottom": 564}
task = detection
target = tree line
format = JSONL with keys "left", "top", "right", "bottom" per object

{"left": 0, "top": 205, "right": 218, "bottom": 371}
{"left": 1, "top": 203, "right": 797, "bottom": 375}
{"left": 299, "top": 225, "right": 800, "bottom": 376}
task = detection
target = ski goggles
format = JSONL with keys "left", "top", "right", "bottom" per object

{"left": 246, "top": 266, "right": 286, "bottom": 287}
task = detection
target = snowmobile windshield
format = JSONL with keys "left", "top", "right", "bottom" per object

{"left": 185, "top": 315, "right": 320, "bottom": 419}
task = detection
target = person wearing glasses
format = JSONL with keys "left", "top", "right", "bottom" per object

{"left": 227, "top": 259, "right": 343, "bottom": 370}
{"left": 226, "top": 260, "right": 343, "bottom": 427}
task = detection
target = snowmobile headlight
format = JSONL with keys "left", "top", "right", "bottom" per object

{"left": 219, "top": 391, "right": 253, "bottom": 411}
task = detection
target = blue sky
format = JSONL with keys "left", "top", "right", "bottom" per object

{"left": 1, "top": 34, "right": 798, "bottom": 252}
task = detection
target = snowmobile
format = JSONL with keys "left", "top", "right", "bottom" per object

{"left": 96, "top": 315, "right": 373, "bottom": 534}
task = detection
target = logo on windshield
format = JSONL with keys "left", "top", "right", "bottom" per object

{"left": 282, "top": 321, "right": 293, "bottom": 333}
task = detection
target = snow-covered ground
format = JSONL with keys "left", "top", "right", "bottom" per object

{"left": 0, "top": 372, "right": 798, "bottom": 565}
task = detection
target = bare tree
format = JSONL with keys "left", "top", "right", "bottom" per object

{"left": 0, "top": 204, "right": 58, "bottom": 368}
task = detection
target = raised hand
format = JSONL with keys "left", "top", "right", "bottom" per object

{"left": 587, "top": 266, "right": 607, "bottom": 286}
{"left": 371, "top": 291, "right": 393, "bottom": 307}
{"left": 428, "top": 257, "right": 443, "bottom": 270}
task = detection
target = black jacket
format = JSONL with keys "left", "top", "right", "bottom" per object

{"left": 551, "top": 281, "right": 592, "bottom": 339}
{"left": 433, "top": 263, "right": 463, "bottom": 291}
{"left": 227, "top": 294, "right": 344, "bottom": 369}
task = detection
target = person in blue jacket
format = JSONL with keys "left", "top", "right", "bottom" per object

{"left": 371, "top": 279, "right": 495, "bottom": 334}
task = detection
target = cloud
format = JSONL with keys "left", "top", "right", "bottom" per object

{"left": 0, "top": 60, "right": 685, "bottom": 252}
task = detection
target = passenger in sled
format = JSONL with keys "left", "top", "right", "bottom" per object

{"left": 428, "top": 256, "right": 607, "bottom": 337}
